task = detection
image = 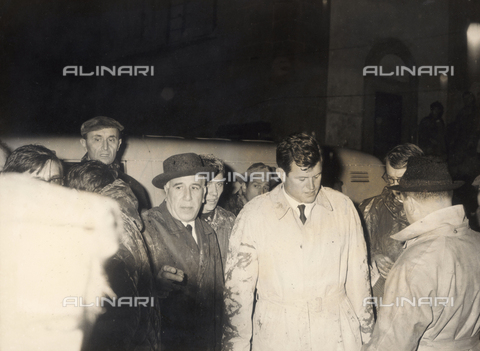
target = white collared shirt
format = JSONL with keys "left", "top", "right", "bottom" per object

{"left": 181, "top": 220, "right": 198, "bottom": 244}
{"left": 282, "top": 187, "right": 316, "bottom": 223}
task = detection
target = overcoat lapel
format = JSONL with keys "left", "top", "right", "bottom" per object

{"left": 195, "top": 218, "right": 213, "bottom": 284}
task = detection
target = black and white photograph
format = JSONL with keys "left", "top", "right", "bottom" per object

{"left": 1, "top": 1, "right": 480, "bottom": 350}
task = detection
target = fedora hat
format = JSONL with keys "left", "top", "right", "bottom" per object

{"left": 152, "top": 153, "right": 215, "bottom": 189}
{"left": 390, "top": 156, "right": 463, "bottom": 192}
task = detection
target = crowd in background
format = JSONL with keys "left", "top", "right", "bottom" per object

{"left": 2, "top": 111, "right": 480, "bottom": 351}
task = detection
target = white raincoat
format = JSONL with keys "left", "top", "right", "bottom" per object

{"left": 223, "top": 184, "right": 374, "bottom": 351}
{"left": 363, "top": 205, "right": 480, "bottom": 351}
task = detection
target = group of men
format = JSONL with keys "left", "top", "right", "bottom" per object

{"left": 3, "top": 115, "right": 480, "bottom": 351}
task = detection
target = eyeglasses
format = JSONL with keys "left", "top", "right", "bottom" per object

{"left": 382, "top": 172, "right": 401, "bottom": 185}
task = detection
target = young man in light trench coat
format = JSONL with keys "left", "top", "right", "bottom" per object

{"left": 223, "top": 133, "right": 374, "bottom": 351}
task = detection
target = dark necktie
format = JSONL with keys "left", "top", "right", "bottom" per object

{"left": 185, "top": 224, "right": 198, "bottom": 246}
{"left": 298, "top": 204, "right": 307, "bottom": 224}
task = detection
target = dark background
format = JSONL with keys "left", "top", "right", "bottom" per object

{"left": 1, "top": 0, "right": 479, "bottom": 153}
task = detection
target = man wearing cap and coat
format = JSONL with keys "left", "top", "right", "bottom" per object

{"left": 80, "top": 116, "right": 151, "bottom": 211}
{"left": 142, "top": 153, "right": 224, "bottom": 351}
{"left": 363, "top": 156, "right": 480, "bottom": 351}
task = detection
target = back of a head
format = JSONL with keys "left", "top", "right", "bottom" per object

{"left": 66, "top": 160, "right": 117, "bottom": 193}
{"left": 276, "top": 133, "right": 322, "bottom": 174}
{"left": 404, "top": 190, "right": 452, "bottom": 203}
{"left": 3, "top": 144, "right": 61, "bottom": 174}
{"left": 385, "top": 143, "right": 424, "bottom": 169}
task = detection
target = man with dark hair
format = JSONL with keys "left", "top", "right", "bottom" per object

{"left": 199, "top": 154, "right": 236, "bottom": 268}
{"left": 359, "top": 143, "right": 423, "bottom": 302}
{"left": 224, "top": 162, "right": 272, "bottom": 216}
{"left": 363, "top": 156, "right": 480, "bottom": 351}
{"left": 223, "top": 133, "right": 374, "bottom": 351}
{"left": 65, "top": 160, "right": 117, "bottom": 193}
{"left": 417, "top": 101, "right": 446, "bottom": 157}
{"left": 3, "top": 144, "right": 64, "bottom": 185}
{"left": 66, "top": 160, "right": 161, "bottom": 351}
{"left": 142, "top": 153, "right": 224, "bottom": 351}
{"left": 80, "top": 116, "right": 151, "bottom": 211}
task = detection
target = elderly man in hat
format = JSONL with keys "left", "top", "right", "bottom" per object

{"left": 363, "top": 156, "right": 480, "bottom": 351}
{"left": 142, "top": 153, "right": 224, "bottom": 351}
{"left": 80, "top": 116, "right": 151, "bottom": 211}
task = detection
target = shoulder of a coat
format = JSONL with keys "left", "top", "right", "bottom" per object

{"left": 398, "top": 238, "right": 446, "bottom": 278}
{"left": 321, "top": 186, "right": 355, "bottom": 207}
{"left": 358, "top": 194, "right": 378, "bottom": 211}
{"left": 142, "top": 206, "right": 167, "bottom": 225}
{"left": 238, "top": 192, "right": 271, "bottom": 216}
{"left": 216, "top": 206, "right": 236, "bottom": 221}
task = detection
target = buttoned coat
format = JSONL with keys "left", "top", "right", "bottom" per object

{"left": 223, "top": 185, "right": 374, "bottom": 351}
{"left": 142, "top": 201, "right": 224, "bottom": 351}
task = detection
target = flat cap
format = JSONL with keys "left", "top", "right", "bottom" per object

{"left": 81, "top": 116, "right": 124, "bottom": 137}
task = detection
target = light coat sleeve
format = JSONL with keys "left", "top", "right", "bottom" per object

{"left": 362, "top": 251, "right": 434, "bottom": 351}
{"left": 222, "top": 207, "right": 259, "bottom": 351}
{"left": 345, "top": 198, "right": 375, "bottom": 343}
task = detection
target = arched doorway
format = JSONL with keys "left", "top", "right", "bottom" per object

{"left": 362, "top": 39, "right": 418, "bottom": 159}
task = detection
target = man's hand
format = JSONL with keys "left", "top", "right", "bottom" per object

{"left": 156, "top": 265, "right": 185, "bottom": 298}
{"left": 373, "top": 254, "right": 394, "bottom": 279}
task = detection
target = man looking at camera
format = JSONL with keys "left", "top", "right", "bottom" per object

{"left": 80, "top": 116, "right": 151, "bottom": 210}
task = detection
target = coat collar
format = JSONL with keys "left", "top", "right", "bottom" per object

{"left": 81, "top": 153, "right": 121, "bottom": 172}
{"left": 157, "top": 201, "right": 213, "bottom": 236}
{"left": 271, "top": 184, "right": 333, "bottom": 220}
{"left": 391, "top": 205, "right": 468, "bottom": 244}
